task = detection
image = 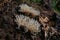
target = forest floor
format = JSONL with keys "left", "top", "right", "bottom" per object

{"left": 0, "top": 0, "right": 60, "bottom": 40}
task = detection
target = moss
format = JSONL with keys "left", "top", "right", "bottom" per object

{"left": 51, "top": 0, "right": 60, "bottom": 13}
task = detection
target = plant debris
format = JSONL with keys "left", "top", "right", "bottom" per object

{"left": 0, "top": 0, "right": 60, "bottom": 40}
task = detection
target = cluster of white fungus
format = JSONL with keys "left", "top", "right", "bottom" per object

{"left": 19, "top": 4, "right": 40, "bottom": 16}
{"left": 15, "top": 14, "right": 40, "bottom": 34}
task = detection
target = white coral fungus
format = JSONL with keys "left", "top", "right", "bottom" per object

{"left": 15, "top": 14, "right": 40, "bottom": 34}
{"left": 19, "top": 4, "right": 40, "bottom": 16}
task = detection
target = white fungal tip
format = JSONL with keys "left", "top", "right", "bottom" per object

{"left": 15, "top": 14, "right": 41, "bottom": 34}
{"left": 19, "top": 4, "right": 40, "bottom": 16}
